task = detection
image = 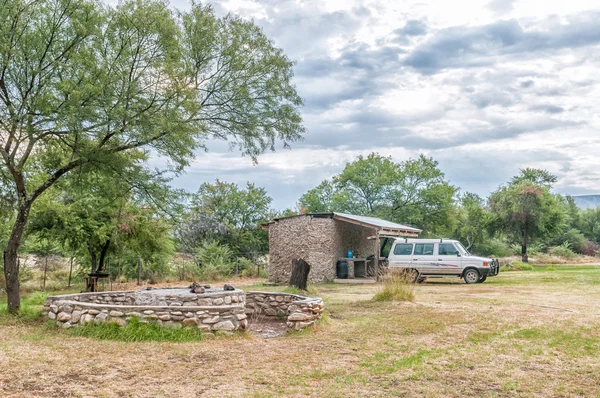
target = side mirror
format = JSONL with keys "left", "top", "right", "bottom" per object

{"left": 457, "top": 253, "right": 462, "bottom": 257}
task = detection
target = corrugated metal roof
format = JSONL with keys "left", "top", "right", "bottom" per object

{"left": 332, "top": 212, "right": 422, "bottom": 233}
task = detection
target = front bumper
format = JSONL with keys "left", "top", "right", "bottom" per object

{"left": 489, "top": 259, "right": 500, "bottom": 276}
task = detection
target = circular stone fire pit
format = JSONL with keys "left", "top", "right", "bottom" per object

{"left": 43, "top": 287, "right": 247, "bottom": 333}
{"left": 43, "top": 286, "right": 325, "bottom": 335}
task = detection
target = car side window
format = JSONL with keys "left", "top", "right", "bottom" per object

{"left": 393, "top": 244, "right": 413, "bottom": 255}
{"left": 414, "top": 243, "right": 434, "bottom": 256}
{"left": 439, "top": 243, "right": 459, "bottom": 256}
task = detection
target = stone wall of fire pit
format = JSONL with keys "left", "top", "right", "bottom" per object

{"left": 43, "top": 288, "right": 247, "bottom": 333}
{"left": 245, "top": 291, "right": 324, "bottom": 330}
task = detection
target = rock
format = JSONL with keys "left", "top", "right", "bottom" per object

{"left": 183, "top": 318, "right": 198, "bottom": 326}
{"left": 48, "top": 312, "right": 56, "bottom": 320}
{"left": 202, "top": 316, "right": 220, "bottom": 324}
{"left": 83, "top": 314, "right": 94, "bottom": 324}
{"left": 197, "top": 299, "right": 211, "bottom": 306}
{"left": 109, "top": 311, "right": 124, "bottom": 317}
{"left": 94, "top": 312, "right": 108, "bottom": 324}
{"left": 235, "top": 313, "right": 247, "bottom": 320}
{"left": 288, "top": 312, "right": 311, "bottom": 322}
{"left": 196, "top": 311, "right": 207, "bottom": 316}
{"left": 224, "top": 296, "right": 232, "bottom": 304}
{"left": 212, "top": 320, "right": 235, "bottom": 331}
{"left": 185, "top": 312, "right": 194, "bottom": 318}
{"left": 275, "top": 296, "right": 284, "bottom": 302}
{"left": 88, "top": 310, "right": 100, "bottom": 315}
{"left": 57, "top": 312, "right": 71, "bottom": 322}
{"left": 223, "top": 284, "right": 235, "bottom": 291}
{"left": 232, "top": 295, "right": 239, "bottom": 303}
{"left": 171, "top": 315, "right": 185, "bottom": 321}
{"left": 170, "top": 311, "right": 183, "bottom": 316}
{"left": 71, "top": 311, "right": 82, "bottom": 323}
{"left": 60, "top": 322, "right": 72, "bottom": 329}
{"left": 295, "top": 321, "right": 315, "bottom": 329}
{"left": 169, "top": 302, "right": 182, "bottom": 307}
{"left": 198, "top": 324, "right": 212, "bottom": 332}
{"left": 213, "top": 298, "right": 224, "bottom": 305}
{"left": 239, "top": 319, "right": 248, "bottom": 330}
{"left": 254, "top": 296, "right": 265, "bottom": 302}
{"left": 111, "top": 318, "right": 126, "bottom": 326}
{"left": 158, "top": 315, "right": 171, "bottom": 321}
{"left": 50, "top": 304, "right": 58, "bottom": 313}
{"left": 264, "top": 308, "right": 277, "bottom": 316}
{"left": 143, "top": 310, "right": 155, "bottom": 315}
{"left": 164, "top": 321, "right": 182, "bottom": 329}
{"left": 286, "top": 322, "right": 294, "bottom": 328}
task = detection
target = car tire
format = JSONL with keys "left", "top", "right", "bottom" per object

{"left": 463, "top": 269, "right": 480, "bottom": 284}
{"left": 476, "top": 276, "right": 487, "bottom": 283}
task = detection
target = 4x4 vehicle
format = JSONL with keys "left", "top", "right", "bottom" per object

{"left": 386, "top": 238, "right": 500, "bottom": 284}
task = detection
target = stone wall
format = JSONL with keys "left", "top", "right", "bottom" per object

{"left": 267, "top": 215, "right": 378, "bottom": 283}
{"left": 43, "top": 289, "right": 247, "bottom": 334}
{"left": 245, "top": 291, "right": 324, "bottom": 330}
{"left": 267, "top": 216, "right": 338, "bottom": 284}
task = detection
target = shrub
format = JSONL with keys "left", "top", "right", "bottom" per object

{"left": 582, "top": 241, "right": 600, "bottom": 257}
{"left": 548, "top": 242, "right": 578, "bottom": 260}
{"left": 546, "top": 266, "right": 556, "bottom": 271}
{"left": 195, "top": 242, "right": 235, "bottom": 279}
{"left": 510, "top": 261, "right": 533, "bottom": 271}
{"left": 373, "top": 271, "right": 415, "bottom": 302}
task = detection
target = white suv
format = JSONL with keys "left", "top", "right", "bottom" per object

{"left": 386, "top": 238, "right": 500, "bottom": 284}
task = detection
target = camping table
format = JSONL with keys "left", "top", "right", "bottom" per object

{"left": 341, "top": 258, "right": 368, "bottom": 278}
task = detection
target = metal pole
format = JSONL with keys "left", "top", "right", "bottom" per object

{"left": 42, "top": 256, "right": 48, "bottom": 289}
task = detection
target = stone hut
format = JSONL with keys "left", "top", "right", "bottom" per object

{"left": 263, "top": 213, "right": 421, "bottom": 284}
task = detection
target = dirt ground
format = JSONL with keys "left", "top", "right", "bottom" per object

{"left": 2, "top": 267, "right": 600, "bottom": 397}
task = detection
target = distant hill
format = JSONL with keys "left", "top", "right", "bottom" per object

{"left": 572, "top": 195, "right": 600, "bottom": 210}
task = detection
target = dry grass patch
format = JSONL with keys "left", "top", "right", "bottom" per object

{"left": 373, "top": 270, "right": 415, "bottom": 302}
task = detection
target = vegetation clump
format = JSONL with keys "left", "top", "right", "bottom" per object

{"left": 68, "top": 317, "right": 204, "bottom": 343}
{"left": 373, "top": 271, "right": 415, "bottom": 302}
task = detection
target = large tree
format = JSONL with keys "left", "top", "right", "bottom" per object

{"left": 0, "top": 0, "right": 304, "bottom": 312}
{"left": 488, "top": 169, "right": 565, "bottom": 262}
{"left": 298, "top": 153, "right": 456, "bottom": 234}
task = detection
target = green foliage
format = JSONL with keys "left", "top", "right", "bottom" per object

{"left": 299, "top": 153, "right": 457, "bottom": 235}
{"left": 489, "top": 169, "right": 565, "bottom": 261}
{"left": 68, "top": 317, "right": 204, "bottom": 342}
{"left": 195, "top": 242, "right": 235, "bottom": 279}
{"left": 510, "top": 261, "right": 533, "bottom": 271}
{"left": 373, "top": 272, "right": 415, "bottom": 302}
{"left": 548, "top": 242, "right": 578, "bottom": 260}
{"left": 549, "top": 228, "right": 587, "bottom": 253}
{"left": 453, "top": 193, "right": 490, "bottom": 253}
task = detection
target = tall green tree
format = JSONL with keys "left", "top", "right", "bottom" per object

{"left": 298, "top": 153, "right": 456, "bottom": 234}
{"left": 0, "top": 0, "right": 304, "bottom": 312}
{"left": 453, "top": 192, "right": 489, "bottom": 251}
{"left": 182, "top": 179, "right": 273, "bottom": 257}
{"left": 488, "top": 169, "right": 565, "bottom": 262}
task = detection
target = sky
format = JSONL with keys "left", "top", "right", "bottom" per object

{"left": 161, "top": 0, "right": 600, "bottom": 209}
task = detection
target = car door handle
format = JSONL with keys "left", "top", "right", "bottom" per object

{"left": 413, "top": 259, "right": 418, "bottom": 261}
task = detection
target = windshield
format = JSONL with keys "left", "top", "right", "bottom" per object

{"left": 455, "top": 242, "right": 470, "bottom": 256}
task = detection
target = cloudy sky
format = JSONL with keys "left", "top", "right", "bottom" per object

{"left": 165, "top": 0, "right": 600, "bottom": 209}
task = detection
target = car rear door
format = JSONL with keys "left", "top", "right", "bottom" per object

{"left": 389, "top": 242, "right": 414, "bottom": 270}
{"left": 412, "top": 243, "right": 436, "bottom": 274}
{"left": 436, "top": 242, "right": 462, "bottom": 275}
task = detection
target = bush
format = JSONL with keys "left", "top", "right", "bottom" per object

{"left": 510, "top": 260, "right": 533, "bottom": 271}
{"left": 582, "top": 241, "right": 600, "bottom": 257}
{"left": 550, "top": 228, "right": 587, "bottom": 254}
{"left": 195, "top": 242, "right": 235, "bottom": 279}
{"left": 477, "top": 238, "right": 512, "bottom": 257}
{"left": 373, "top": 271, "right": 415, "bottom": 302}
{"left": 548, "top": 242, "right": 578, "bottom": 260}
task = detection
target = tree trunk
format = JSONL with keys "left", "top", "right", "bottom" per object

{"left": 43, "top": 256, "right": 48, "bottom": 290}
{"left": 3, "top": 203, "right": 31, "bottom": 314}
{"left": 521, "top": 225, "right": 528, "bottom": 263}
{"left": 67, "top": 257, "right": 73, "bottom": 287}
{"left": 289, "top": 258, "right": 310, "bottom": 291}
{"left": 97, "top": 239, "right": 111, "bottom": 273}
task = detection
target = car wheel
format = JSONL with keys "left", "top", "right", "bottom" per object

{"left": 417, "top": 277, "right": 427, "bottom": 284}
{"left": 463, "top": 269, "right": 480, "bottom": 284}
{"left": 477, "top": 276, "right": 487, "bottom": 283}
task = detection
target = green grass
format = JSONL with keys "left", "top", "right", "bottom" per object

{"left": 68, "top": 317, "right": 205, "bottom": 342}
